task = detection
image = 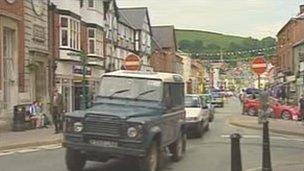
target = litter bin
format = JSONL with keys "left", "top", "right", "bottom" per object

{"left": 12, "top": 105, "right": 27, "bottom": 131}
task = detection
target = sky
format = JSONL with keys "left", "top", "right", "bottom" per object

{"left": 116, "top": 0, "right": 303, "bottom": 39}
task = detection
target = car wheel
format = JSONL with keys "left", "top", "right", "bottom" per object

{"left": 248, "top": 107, "right": 257, "bottom": 116}
{"left": 281, "top": 111, "right": 292, "bottom": 120}
{"left": 170, "top": 133, "right": 186, "bottom": 162}
{"left": 139, "top": 141, "right": 160, "bottom": 171}
{"left": 65, "top": 148, "right": 86, "bottom": 171}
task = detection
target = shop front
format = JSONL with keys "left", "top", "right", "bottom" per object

{"left": 55, "top": 61, "right": 103, "bottom": 112}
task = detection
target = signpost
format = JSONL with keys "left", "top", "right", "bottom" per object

{"left": 251, "top": 57, "right": 267, "bottom": 89}
{"left": 251, "top": 56, "right": 272, "bottom": 171}
{"left": 123, "top": 54, "right": 142, "bottom": 71}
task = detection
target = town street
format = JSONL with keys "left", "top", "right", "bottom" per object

{"left": 0, "top": 98, "right": 304, "bottom": 171}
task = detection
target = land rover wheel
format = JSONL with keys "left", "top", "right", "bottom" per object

{"left": 139, "top": 141, "right": 160, "bottom": 171}
{"left": 65, "top": 148, "right": 86, "bottom": 171}
{"left": 170, "top": 133, "right": 186, "bottom": 162}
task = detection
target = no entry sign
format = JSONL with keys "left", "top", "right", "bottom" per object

{"left": 251, "top": 57, "right": 267, "bottom": 75}
{"left": 123, "top": 54, "right": 141, "bottom": 71}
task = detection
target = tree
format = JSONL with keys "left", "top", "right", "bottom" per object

{"left": 192, "top": 40, "right": 204, "bottom": 53}
{"left": 178, "top": 40, "right": 193, "bottom": 52}
{"left": 260, "top": 37, "right": 276, "bottom": 47}
{"left": 206, "top": 43, "right": 221, "bottom": 51}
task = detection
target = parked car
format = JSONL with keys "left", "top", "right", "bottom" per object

{"left": 243, "top": 97, "right": 301, "bottom": 120}
{"left": 185, "top": 94, "right": 210, "bottom": 138}
{"left": 200, "top": 94, "right": 215, "bottom": 122}
{"left": 268, "top": 98, "right": 301, "bottom": 120}
{"left": 63, "top": 71, "right": 187, "bottom": 171}
{"left": 211, "top": 91, "right": 224, "bottom": 108}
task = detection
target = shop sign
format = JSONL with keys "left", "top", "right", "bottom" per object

{"left": 73, "top": 65, "right": 92, "bottom": 75}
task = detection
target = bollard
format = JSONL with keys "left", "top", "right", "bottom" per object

{"left": 262, "top": 121, "right": 272, "bottom": 171}
{"left": 230, "top": 133, "right": 242, "bottom": 171}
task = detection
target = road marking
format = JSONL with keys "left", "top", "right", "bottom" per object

{"left": 39, "top": 144, "right": 62, "bottom": 150}
{"left": 0, "top": 151, "right": 16, "bottom": 157}
{"left": 0, "top": 144, "right": 63, "bottom": 157}
{"left": 17, "top": 148, "right": 41, "bottom": 153}
{"left": 221, "top": 134, "right": 304, "bottom": 142}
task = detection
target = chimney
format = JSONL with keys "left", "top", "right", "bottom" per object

{"left": 300, "top": 5, "right": 304, "bottom": 14}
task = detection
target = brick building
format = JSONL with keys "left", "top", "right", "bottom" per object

{"left": 277, "top": 5, "right": 304, "bottom": 74}
{"left": 150, "top": 25, "right": 183, "bottom": 73}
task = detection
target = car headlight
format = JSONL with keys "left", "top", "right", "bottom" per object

{"left": 127, "top": 125, "right": 143, "bottom": 138}
{"left": 74, "top": 122, "right": 84, "bottom": 133}
{"left": 64, "top": 117, "right": 83, "bottom": 133}
{"left": 127, "top": 127, "right": 138, "bottom": 138}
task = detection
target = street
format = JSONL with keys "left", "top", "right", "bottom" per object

{"left": 1, "top": 98, "right": 304, "bottom": 171}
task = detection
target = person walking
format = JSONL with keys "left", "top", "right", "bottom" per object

{"left": 299, "top": 95, "right": 304, "bottom": 121}
{"left": 52, "top": 88, "right": 63, "bottom": 134}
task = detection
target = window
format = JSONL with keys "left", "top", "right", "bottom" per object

{"left": 60, "top": 16, "right": 80, "bottom": 50}
{"left": 88, "top": 28, "right": 103, "bottom": 56}
{"left": 88, "top": 0, "right": 94, "bottom": 8}
{"left": 164, "top": 83, "right": 184, "bottom": 111}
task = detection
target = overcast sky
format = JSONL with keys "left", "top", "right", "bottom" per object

{"left": 116, "top": 0, "right": 303, "bottom": 39}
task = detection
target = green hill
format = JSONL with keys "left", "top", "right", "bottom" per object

{"left": 175, "top": 29, "right": 247, "bottom": 50}
{"left": 175, "top": 29, "right": 276, "bottom": 55}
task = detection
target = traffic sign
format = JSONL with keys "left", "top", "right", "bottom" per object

{"left": 251, "top": 57, "right": 267, "bottom": 75}
{"left": 123, "top": 54, "right": 141, "bottom": 71}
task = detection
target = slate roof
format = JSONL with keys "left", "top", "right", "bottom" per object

{"left": 151, "top": 26, "right": 177, "bottom": 51}
{"left": 119, "top": 7, "right": 150, "bottom": 31}
{"left": 118, "top": 10, "right": 136, "bottom": 29}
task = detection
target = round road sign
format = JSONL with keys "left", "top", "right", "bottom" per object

{"left": 251, "top": 57, "right": 267, "bottom": 75}
{"left": 123, "top": 54, "right": 141, "bottom": 71}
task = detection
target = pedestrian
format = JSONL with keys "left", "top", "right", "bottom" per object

{"left": 299, "top": 95, "right": 304, "bottom": 120}
{"left": 52, "top": 88, "right": 63, "bottom": 134}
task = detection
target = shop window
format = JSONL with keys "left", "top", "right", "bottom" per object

{"left": 60, "top": 16, "right": 80, "bottom": 50}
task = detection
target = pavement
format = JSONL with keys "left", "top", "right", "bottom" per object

{"left": 0, "top": 127, "right": 62, "bottom": 151}
{"left": 229, "top": 114, "right": 304, "bottom": 136}
{"left": 0, "top": 98, "right": 303, "bottom": 171}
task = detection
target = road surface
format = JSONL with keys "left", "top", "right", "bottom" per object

{"left": 1, "top": 97, "right": 304, "bottom": 171}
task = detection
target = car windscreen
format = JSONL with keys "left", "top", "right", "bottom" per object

{"left": 212, "top": 92, "right": 222, "bottom": 98}
{"left": 98, "top": 76, "right": 163, "bottom": 101}
{"left": 185, "top": 96, "right": 200, "bottom": 107}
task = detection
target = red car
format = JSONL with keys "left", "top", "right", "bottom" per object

{"left": 243, "top": 97, "right": 301, "bottom": 120}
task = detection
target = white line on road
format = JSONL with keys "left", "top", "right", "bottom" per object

{"left": 17, "top": 148, "right": 41, "bottom": 153}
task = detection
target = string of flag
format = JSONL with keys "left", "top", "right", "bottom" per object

{"left": 192, "top": 46, "right": 276, "bottom": 57}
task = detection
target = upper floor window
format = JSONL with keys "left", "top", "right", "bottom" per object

{"left": 88, "top": 28, "right": 103, "bottom": 57}
{"left": 88, "top": 0, "right": 103, "bottom": 12}
{"left": 88, "top": 0, "right": 94, "bottom": 8}
{"left": 60, "top": 16, "right": 80, "bottom": 50}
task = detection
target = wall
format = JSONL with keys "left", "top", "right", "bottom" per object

{"left": 277, "top": 19, "right": 304, "bottom": 72}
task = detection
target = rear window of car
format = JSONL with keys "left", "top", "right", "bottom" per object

{"left": 212, "top": 92, "right": 221, "bottom": 98}
{"left": 185, "top": 96, "right": 200, "bottom": 107}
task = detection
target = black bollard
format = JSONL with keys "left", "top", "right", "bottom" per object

{"left": 262, "top": 121, "right": 272, "bottom": 171}
{"left": 230, "top": 133, "right": 242, "bottom": 171}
